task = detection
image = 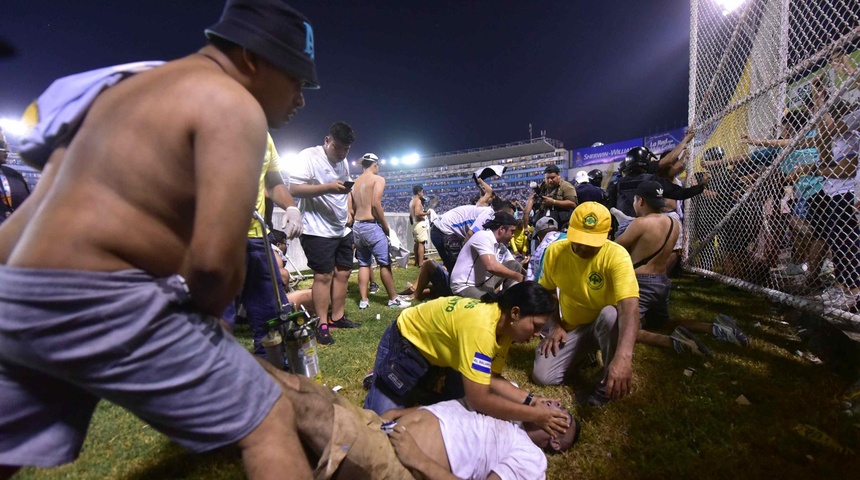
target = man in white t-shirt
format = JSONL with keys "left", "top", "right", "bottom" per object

{"left": 275, "top": 372, "right": 579, "bottom": 480}
{"left": 289, "top": 122, "right": 358, "bottom": 345}
{"left": 429, "top": 196, "right": 510, "bottom": 272}
{"left": 450, "top": 211, "right": 525, "bottom": 299}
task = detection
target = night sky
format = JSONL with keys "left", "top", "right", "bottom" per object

{"left": 1, "top": 0, "right": 692, "bottom": 160}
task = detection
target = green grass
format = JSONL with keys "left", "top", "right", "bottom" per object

{"left": 14, "top": 267, "right": 860, "bottom": 479}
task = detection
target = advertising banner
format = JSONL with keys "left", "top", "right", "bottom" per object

{"left": 572, "top": 138, "right": 642, "bottom": 167}
{"left": 644, "top": 127, "right": 688, "bottom": 154}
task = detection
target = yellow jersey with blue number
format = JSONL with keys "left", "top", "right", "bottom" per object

{"left": 248, "top": 133, "right": 282, "bottom": 238}
{"left": 538, "top": 240, "right": 638, "bottom": 330}
{"left": 397, "top": 296, "right": 511, "bottom": 385}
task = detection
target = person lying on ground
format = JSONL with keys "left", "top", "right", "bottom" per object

{"left": 266, "top": 371, "right": 579, "bottom": 480}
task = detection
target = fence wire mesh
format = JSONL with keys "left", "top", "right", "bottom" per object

{"left": 686, "top": 0, "right": 860, "bottom": 328}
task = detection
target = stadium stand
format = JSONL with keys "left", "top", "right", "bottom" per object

{"left": 380, "top": 137, "right": 569, "bottom": 213}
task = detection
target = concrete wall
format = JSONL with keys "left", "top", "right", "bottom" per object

{"left": 271, "top": 210, "right": 427, "bottom": 273}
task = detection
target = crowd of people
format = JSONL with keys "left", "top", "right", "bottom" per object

{"left": 0, "top": 1, "right": 856, "bottom": 479}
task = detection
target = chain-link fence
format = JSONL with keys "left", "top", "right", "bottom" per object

{"left": 685, "top": 0, "right": 859, "bottom": 328}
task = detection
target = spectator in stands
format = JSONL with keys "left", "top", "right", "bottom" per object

{"left": 533, "top": 202, "right": 639, "bottom": 407}
{"left": 722, "top": 110, "right": 828, "bottom": 288}
{"left": 290, "top": 122, "right": 358, "bottom": 345}
{"left": 450, "top": 212, "right": 524, "bottom": 299}
{"left": 410, "top": 184, "right": 429, "bottom": 267}
{"left": 615, "top": 181, "right": 748, "bottom": 358}
{"left": 573, "top": 170, "right": 604, "bottom": 204}
{"left": 531, "top": 164, "right": 577, "bottom": 230}
{"left": 0, "top": 130, "right": 31, "bottom": 225}
{"left": 654, "top": 128, "right": 695, "bottom": 178}
{"left": 526, "top": 217, "right": 561, "bottom": 282}
{"left": 350, "top": 153, "right": 410, "bottom": 310}
{"left": 222, "top": 134, "right": 302, "bottom": 356}
{"left": 276, "top": 372, "right": 579, "bottom": 479}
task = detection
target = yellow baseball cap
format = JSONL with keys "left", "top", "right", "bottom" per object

{"left": 567, "top": 202, "right": 611, "bottom": 247}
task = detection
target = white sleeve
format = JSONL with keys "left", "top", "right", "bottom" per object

{"left": 489, "top": 437, "right": 547, "bottom": 480}
{"left": 472, "top": 231, "right": 497, "bottom": 258}
{"left": 289, "top": 151, "right": 314, "bottom": 185}
{"left": 499, "top": 244, "right": 515, "bottom": 263}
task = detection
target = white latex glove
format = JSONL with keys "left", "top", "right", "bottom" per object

{"left": 281, "top": 206, "right": 303, "bottom": 239}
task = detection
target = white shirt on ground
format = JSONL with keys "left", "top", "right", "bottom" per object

{"left": 450, "top": 229, "right": 515, "bottom": 293}
{"left": 433, "top": 205, "right": 492, "bottom": 239}
{"left": 421, "top": 399, "right": 546, "bottom": 480}
{"left": 290, "top": 146, "right": 350, "bottom": 238}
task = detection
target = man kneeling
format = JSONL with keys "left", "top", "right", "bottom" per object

{"left": 273, "top": 372, "right": 579, "bottom": 480}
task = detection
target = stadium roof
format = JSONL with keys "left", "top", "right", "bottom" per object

{"left": 416, "top": 137, "right": 564, "bottom": 168}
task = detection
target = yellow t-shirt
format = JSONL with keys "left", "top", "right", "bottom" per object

{"left": 397, "top": 297, "right": 511, "bottom": 385}
{"left": 248, "top": 133, "right": 282, "bottom": 238}
{"left": 538, "top": 240, "right": 638, "bottom": 330}
{"left": 510, "top": 225, "right": 531, "bottom": 255}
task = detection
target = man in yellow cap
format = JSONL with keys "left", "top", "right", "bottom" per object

{"left": 532, "top": 202, "right": 640, "bottom": 407}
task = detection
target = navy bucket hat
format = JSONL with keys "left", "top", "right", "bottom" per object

{"left": 206, "top": 0, "right": 320, "bottom": 89}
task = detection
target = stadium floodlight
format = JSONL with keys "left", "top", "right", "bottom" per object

{"left": 380, "top": 159, "right": 387, "bottom": 165}
{"left": 0, "top": 118, "right": 27, "bottom": 137}
{"left": 391, "top": 157, "right": 400, "bottom": 166}
{"left": 590, "top": 142, "right": 604, "bottom": 147}
{"left": 714, "top": 0, "right": 745, "bottom": 16}
{"left": 402, "top": 153, "right": 420, "bottom": 165}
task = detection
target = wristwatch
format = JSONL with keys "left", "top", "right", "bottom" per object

{"left": 523, "top": 392, "right": 535, "bottom": 406}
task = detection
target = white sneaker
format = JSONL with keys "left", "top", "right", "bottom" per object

{"left": 388, "top": 298, "right": 411, "bottom": 308}
{"left": 359, "top": 299, "right": 369, "bottom": 309}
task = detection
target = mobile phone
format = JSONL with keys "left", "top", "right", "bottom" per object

{"left": 343, "top": 181, "right": 355, "bottom": 188}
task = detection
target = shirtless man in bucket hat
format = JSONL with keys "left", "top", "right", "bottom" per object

{"left": 0, "top": 1, "right": 318, "bottom": 478}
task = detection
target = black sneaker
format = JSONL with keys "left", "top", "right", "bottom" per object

{"left": 586, "top": 386, "right": 611, "bottom": 407}
{"left": 369, "top": 282, "right": 380, "bottom": 294}
{"left": 330, "top": 316, "right": 362, "bottom": 329}
{"left": 362, "top": 371, "right": 374, "bottom": 390}
{"left": 316, "top": 323, "right": 334, "bottom": 345}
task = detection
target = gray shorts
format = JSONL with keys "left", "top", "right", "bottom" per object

{"left": 0, "top": 267, "right": 281, "bottom": 467}
{"left": 637, "top": 273, "right": 671, "bottom": 329}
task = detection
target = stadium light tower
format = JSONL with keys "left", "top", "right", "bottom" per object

{"left": 714, "top": 0, "right": 746, "bottom": 16}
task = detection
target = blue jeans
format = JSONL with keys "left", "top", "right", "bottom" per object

{"left": 364, "top": 322, "right": 465, "bottom": 415}
{"left": 364, "top": 322, "right": 406, "bottom": 415}
{"left": 222, "top": 238, "right": 288, "bottom": 357}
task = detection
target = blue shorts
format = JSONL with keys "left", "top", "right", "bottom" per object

{"left": 0, "top": 267, "right": 281, "bottom": 467}
{"left": 428, "top": 260, "right": 453, "bottom": 297}
{"left": 354, "top": 221, "right": 391, "bottom": 267}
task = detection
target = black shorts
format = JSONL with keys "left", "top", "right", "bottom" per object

{"left": 300, "top": 233, "right": 355, "bottom": 273}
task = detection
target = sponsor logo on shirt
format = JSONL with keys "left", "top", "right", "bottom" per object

{"left": 471, "top": 352, "right": 492, "bottom": 374}
{"left": 587, "top": 271, "right": 604, "bottom": 290}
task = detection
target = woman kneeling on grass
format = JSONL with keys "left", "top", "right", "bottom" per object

{"left": 363, "top": 281, "right": 570, "bottom": 437}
